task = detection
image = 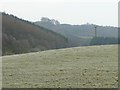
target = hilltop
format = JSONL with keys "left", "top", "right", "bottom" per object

{"left": 35, "top": 17, "right": 118, "bottom": 46}
{"left": 2, "top": 13, "right": 68, "bottom": 55}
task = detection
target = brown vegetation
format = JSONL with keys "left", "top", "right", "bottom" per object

{"left": 2, "top": 13, "right": 68, "bottom": 55}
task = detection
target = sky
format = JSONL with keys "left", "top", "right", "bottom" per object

{"left": 0, "top": 0, "right": 119, "bottom": 27}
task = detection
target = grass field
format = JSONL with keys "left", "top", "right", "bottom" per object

{"left": 2, "top": 45, "right": 118, "bottom": 88}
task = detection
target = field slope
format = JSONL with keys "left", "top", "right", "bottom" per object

{"left": 2, "top": 45, "right": 118, "bottom": 88}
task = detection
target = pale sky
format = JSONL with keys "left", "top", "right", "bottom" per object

{"left": 0, "top": 0, "right": 119, "bottom": 27}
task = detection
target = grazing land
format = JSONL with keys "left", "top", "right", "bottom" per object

{"left": 2, "top": 45, "right": 118, "bottom": 88}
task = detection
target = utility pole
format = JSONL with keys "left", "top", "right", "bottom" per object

{"left": 94, "top": 25, "right": 97, "bottom": 37}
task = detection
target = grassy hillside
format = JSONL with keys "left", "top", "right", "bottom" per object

{"left": 2, "top": 13, "right": 68, "bottom": 55}
{"left": 2, "top": 45, "right": 118, "bottom": 88}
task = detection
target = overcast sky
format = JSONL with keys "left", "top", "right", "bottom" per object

{"left": 0, "top": 0, "right": 119, "bottom": 27}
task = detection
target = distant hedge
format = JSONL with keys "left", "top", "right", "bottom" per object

{"left": 90, "top": 37, "right": 118, "bottom": 45}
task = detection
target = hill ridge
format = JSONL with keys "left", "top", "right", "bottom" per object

{"left": 2, "top": 12, "right": 68, "bottom": 55}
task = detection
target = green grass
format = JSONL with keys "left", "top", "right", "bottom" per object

{"left": 2, "top": 45, "right": 118, "bottom": 88}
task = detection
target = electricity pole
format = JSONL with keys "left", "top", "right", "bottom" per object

{"left": 94, "top": 25, "right": 97, "bottom": 37}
